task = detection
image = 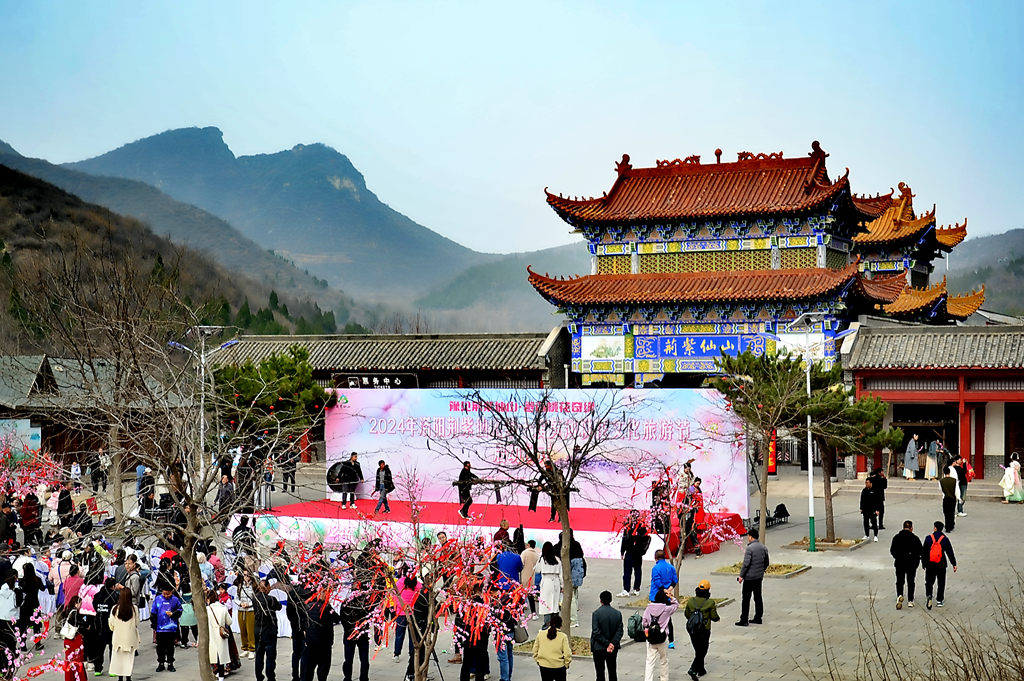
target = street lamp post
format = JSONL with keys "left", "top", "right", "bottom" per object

{"left": 169, "top": 326, "right": 238, "bottom": 478}
{"left": 764, "top": 314, "right": 855, "bottom": 552}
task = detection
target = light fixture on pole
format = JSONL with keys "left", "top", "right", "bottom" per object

{"left": 169, "top": 327, "right": 238, "bottom": 478}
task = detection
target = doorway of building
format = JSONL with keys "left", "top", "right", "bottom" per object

{"left": 1006, "top": 403, "right": 1024, "bottom": 466}
{"left": 889, "top": 403, "right": 959, "bottom": 478}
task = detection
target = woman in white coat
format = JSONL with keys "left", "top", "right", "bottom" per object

{"left": 207, "top": 590, "right": 232, "bottom": 680}
{"left": 537, "top": 541, "right": 562, "bottom": 627}
{"left": 108, "top": 588, "right": 140, "bottom": 681}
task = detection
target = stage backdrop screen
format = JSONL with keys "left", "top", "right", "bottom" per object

{"left": 324, "top": 389, "right": 747, "bottom": 517}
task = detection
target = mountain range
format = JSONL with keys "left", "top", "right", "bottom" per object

{"left": 1, "top": 127, "right": 1019, "bottom": 332}
{"left": 65, "top": 127, "right": 497, "bottom": 303}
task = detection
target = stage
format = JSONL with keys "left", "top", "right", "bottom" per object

{"left": 243, "top": 498, "right": 746, "bottom": 559}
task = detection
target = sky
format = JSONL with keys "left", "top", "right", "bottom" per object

{"left": 1, "top": 1, "right": 1021, "bottom": 254}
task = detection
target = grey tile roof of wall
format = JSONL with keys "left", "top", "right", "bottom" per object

{"left": 845, "top": 325, "right": 1024, "bottom": 370}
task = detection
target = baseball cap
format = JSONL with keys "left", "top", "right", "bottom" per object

{"left": 697, "top": 579, "right": 711, "bottom": 590}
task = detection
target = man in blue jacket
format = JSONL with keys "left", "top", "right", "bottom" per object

{"left": 150, "top": 583, "right": 183, "bottom": 672}
{"left": 649, "top": 549, "right": 678, "bottom": 602}
{"left": 494, "top": 542, "right": 524, "bottom": 591}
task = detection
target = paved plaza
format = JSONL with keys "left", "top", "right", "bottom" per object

{"left": 36, "top": 469, "right": 1020, "bottom": 681}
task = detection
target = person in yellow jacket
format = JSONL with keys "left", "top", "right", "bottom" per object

{"left": 532, "top": 613, "right": 572, "bottom": 680}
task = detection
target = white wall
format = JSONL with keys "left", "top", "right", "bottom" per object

{"left": 985, "top": 402, "right": 1005, "bottom": 460}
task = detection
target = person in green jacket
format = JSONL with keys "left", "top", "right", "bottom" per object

{"left": 683, "top": 579, "right": 720, "bottom": 680}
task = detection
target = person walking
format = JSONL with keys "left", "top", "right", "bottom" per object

{"left": 236, "top": 573, "right": 257, "bottom": 658}
{"left": 281, "top": 446, "right": 298, "bottom": 494}
{"left": 150, "top": 583, "right": 182, "bottom": 672}
{"left": 648, "top": 550, "right": 678, "bottom": 603}
{"left": 952, "top": 456, "right": 970, "bottom": 517}
{"left": 373, "top": 460, "right": 395, "bottom": 514}
{"left": 17, "top": 561, "right": 42, "bottom": 652}
{"left": 207, "top": 591, "right": 232, "bottom": 681}
{"left": 939, "top": 467, "right": 958, "bottom": 532}
{"left": 867, "top": 467, "right": 888, "bottom": 529}
{"left": 63, "top": 595, "right": 88, "bottom": 681}
{"left": 642, "top": 590, "right": 677, "bottom": 681}
{"left": 889, "top": 520, "right": 922, "bottom": 610}
{"left": 340, "top": 452, "right": 363, "bottom": 509}
{"left": 520, "top": 540, "right": 540, "bottom": 619}
{"left": 619, "top": 512, "right": 651, "bottom": 597}
{"left": 921, "top": 521, "right": 958, "bottom": 609}
{"left": 999, "top": 452, "right": 1024, "bottom": 503}
{"left": 456, "top": 461, "right": 480, "bottom": 519}
{"left": 532, "top": 613, "right": 571, "bottom": 681}
{"left": 108, "top": 588, "right": 140, "bottom": 681}
{"left": 903, "top": 433, "right": 920, "bottom": 480}
{"left": 0, "top": 571, "right": 17, "bottom": 679}
{"left": 860, "top": 478, "right": 880, "bottom": 542}
{"left": 735, "top": 528, "right": 768, "bottom": 626}
{"left": 537, "top": 542, "right": 562, "bottom": 627}
{"left": 590, "top": 590, "right": 623, "bottom": 681}
{"left": 253, "top": 580, "right": 282, "bottom": 681}
{"left": 683, "top": 579, "right": 720, "bottom": 681}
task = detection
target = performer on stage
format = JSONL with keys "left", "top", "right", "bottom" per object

{"left": 456, "top": 461, "right": 480, "bottom": 519}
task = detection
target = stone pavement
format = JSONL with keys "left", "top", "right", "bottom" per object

{"left": 27, "top": 478, "right": 1022, "bottom": 681}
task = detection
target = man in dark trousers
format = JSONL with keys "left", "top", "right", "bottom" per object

{"left": 684, "top": 579, "right": 720, "bottom": 681}
{"left": 284, "top": 583, "right": 308, "bottom": 681}
{"left": 373, "top": 460, "right": 395, "bottom": 514}
{"left": 921, "top": 521, "right": 958, "bottom": 609}
{"left": 889, "top": 520, "right": 923, "bottom": 610}
{"left": 302, "top": 588, "right": 341, "bottom": 681}
{"left": 867, "top": 467, "right": 888, "bottom": 529}
{"left": 939, "top": 467, "right": 958, "bottom": 531}
{"left": 860, "top": 478, "right": 880, "bottom": 542}
{"left": 340, "top": 452, "right": 363, "bottom": 509}
{"left": 455, "top": 461, "right": 480, "bottom": 519}
{"left": 618, "top": 512, "right": 651, "bottom": 597}
{"left": 590, "top": 590, "right": 623, "bottom": 681}
{"left": 253, "top": 581, "right": 282, "bottom": 681}
{"left": 735, "top": 527, "right": 769, "bottom": 626}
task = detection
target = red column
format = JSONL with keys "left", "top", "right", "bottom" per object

{"left": 974, "top": 407, "right": 985, "bottom": 479}
{"left": 856, "top": 452, "right": 869, "bottom": 475}
{"left": 958, "top": 408, "right": 971, "bottom": 465}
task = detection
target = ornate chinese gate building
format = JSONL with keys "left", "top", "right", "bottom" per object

{"left": 529, "top": 142, "right": 983, "bottom": 386}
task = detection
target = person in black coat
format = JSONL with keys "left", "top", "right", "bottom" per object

{"left": 889, "top": 520, "right": 922, "bottom": 609}
{"left": 619, "top": 512, "right": 651, "bottom": 597}
{"left": 284, "top": 583, "right": 308, "bottom": 681}
{"left": 867, "top": 468, "right": 888, "bottom": 529}
{"left": 339, "top": 453, "right": 364, "bottom": 509}
{"left": 860, "top": 478, "right": 880, "bottom": 541}
{"left": 921, "top": 521, "right": 958, "bottom": 609}
{"left": 372, "top": 460, "right": 395, "bottom": 514}
{"left": 590, "top": 590, "right": 623, "bottom": 681}
{"left": 300, "top": 586, "right": 341, "bottom": 681}
{"left": 56, "top": 486, "right": 74, "bottom": 527}
{"left": 455, "top": 461, "right": 480, "bottom": 519}
{"left": 253, "top": 582, "right": 282, "bottom": 681}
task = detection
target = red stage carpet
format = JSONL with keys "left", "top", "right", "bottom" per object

{"left": 265, "top": 498, "right": 745, "bottom": 539}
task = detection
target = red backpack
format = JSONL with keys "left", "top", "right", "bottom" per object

{"left": 928, "top": 533, "right": 943, "bottom": 563}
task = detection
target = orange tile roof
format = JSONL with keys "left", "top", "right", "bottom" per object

{"left": 545, "top": 141, "right": 849, "bottom": 223}
{"left": 527, "top": 262, "right": 861, "bottom": 306}
{"left": 936, "top": 220, "right": 968, "bottom": 248}
{"left": 852, "top": 182, "right": 937, "bottom": 245}
{"left": 854, "top": 272, "right": 908, "bottom": 304}
{"left": 851, "top": 190, "right": 895, "bottom": 218}
{"left": 883, "top": 277, "right": 947, "bottom": 316}
{"left": 946, "top": 286, "right": 985, "bottom": 319}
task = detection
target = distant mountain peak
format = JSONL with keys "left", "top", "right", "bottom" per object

{"left": 0, "top": 139, "right": 21, "bottom": 157}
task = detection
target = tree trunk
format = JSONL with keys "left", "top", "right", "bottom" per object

{"left": 107, "top": 421, "right": 124, "bottom": 521}
{"left": 184, "top": 518, "right": 215, "bottom": 681}
{"left": 556, "top": 498, "right": 574, "bottom": 637}
{"left": 821, "top": 446, "right": 836, "bottom": 542}
{"left": 758, "top": 431, "right": 771, "bottom": 540}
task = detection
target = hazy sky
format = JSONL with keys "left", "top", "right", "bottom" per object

{"left": 1, "top": 1, "right": 1021, "bottom": 253}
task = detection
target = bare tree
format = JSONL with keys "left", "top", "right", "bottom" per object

{"left": 429, "top": 388, "right": 643, "bottom": 635}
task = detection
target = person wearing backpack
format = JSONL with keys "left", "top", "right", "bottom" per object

{"left": 641, "top": 589, "right": 678, "bottom": 681}
{"left": 921, "top": 521, "right": 958, "bottom": 609}
{"left": 683, "top": 579, "right": 720, "bottom": 681}
{"left": 889, "top": 520, "right": 922, "bottom": 610}
{"left": 590, "top": 590, "right": 623, "bottom": 681}
{"left": 939, "top": 468, "right": 958, "bottom": 532}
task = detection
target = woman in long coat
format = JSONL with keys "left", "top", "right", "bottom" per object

{"left": 903, "top": 433, "right": 919, "bottom": 480}
{"left": 108, "top": 588, "right": 140, "bottom": 681}
{"left": 537, "top": 541, "right": 562, "bottom": 627}
{"left": 207, "top": 591, "right": 232, "bottom": 678}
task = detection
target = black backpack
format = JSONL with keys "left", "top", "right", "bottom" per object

{"left": 685, "top": 606, "right": 707, "bottom": 635}
{"left": 646, "top": 618, "right": 667, "bottom": 645}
